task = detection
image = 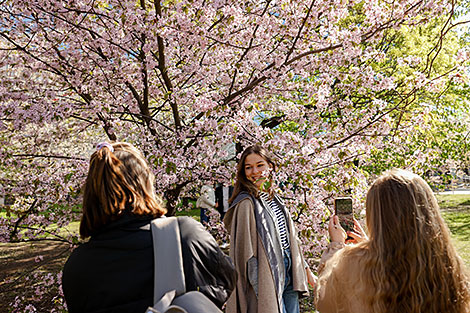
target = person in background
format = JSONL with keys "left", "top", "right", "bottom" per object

{"left": 215, "top": 183, "right": 234, "bottom": 249}
{"left": 315, "top": 168, "right": 470, "bottom": 313}
{"left": 62, "top": 142, "right": 236, "bottom": 313}
{"left": 223, "top": 144, "right": 315, "bottom": 313}
{"left": 215, "top": 183, "right": 234, "bottom": 221}
{"left": 196, "top": 184, "right": 216, "bottom": 225}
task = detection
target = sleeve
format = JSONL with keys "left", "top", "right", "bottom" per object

{"left": 229, "top": 199, "right": 258, "bottom": 306}
{"left": 178, "top": 216, "right": 237, "bottom": 308}
{"left": 314, "top": 243, "right": 347, "bottom": 313}
{"left": 317, "top": 241, "right": 345, "bottom": 273}
{"left": 286, "top": 213, "right": 309, "bottom": 295}
{"left": 62, "top": 252, "right": 82, "bottom": 313}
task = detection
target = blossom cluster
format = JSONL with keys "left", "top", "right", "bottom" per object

{"left": 0, "top": 0, "right": 468, "bottom": 311}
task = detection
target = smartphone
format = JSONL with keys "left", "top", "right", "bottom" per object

{"left": 334, "top": 197, "right": 354, "bottom": 232}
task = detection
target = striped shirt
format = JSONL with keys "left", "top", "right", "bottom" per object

{"left": 260, "top": 192, "right": 290, "bottom": 250}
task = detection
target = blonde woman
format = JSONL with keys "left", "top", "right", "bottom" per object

{"left": 315, "top": 169, "right": 470, "bottom": 313}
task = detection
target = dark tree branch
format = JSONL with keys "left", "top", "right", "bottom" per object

{"left": 153, "top": 0, "right": 181, "bottom": 130}
{"left": 10, "top": 199, "right": 38, "bottom": 240}
{"left": 12, "top": 154, "right": 87, "bottom": 160}
{"left": 284, "top": 0, "right": 316, "bottom": 64}
{"left": 97, "top": 112, "right": 117, "bottom": 141}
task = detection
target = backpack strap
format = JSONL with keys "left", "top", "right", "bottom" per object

{"left": 151, "top": 217, "right": 186, "bottom": 305}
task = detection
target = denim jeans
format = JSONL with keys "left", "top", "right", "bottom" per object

{"left": 282, "top": 248, "right": 299, "bottom": 313}
{"left": 200, "top": 208, "right": 209, "bottom": 224}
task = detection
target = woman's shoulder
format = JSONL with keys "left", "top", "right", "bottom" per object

{"left": 63, "top": 241, "right": 94, "bottom": 280}
{"left": 326, "top": 244, "right": 368, "bottom": 274}
{"left": 177, "top": 216, "right": 217, "bottom": 246}
{"left": 343, "top": 243, "right": 369, "bottom": 258}
{"left": 316, "top": 245, "right": 370, "bottom": 311}
{"left": 233, "top": 196, "right": 258, "bottom": 216}
{"left": 237, "top": 196, "right": 255, "bottom": 207}
{"left": 224, "top": 195, "right": 256, "bottom": 232}
{"left": 230, "top": 192, "right": 256, "bottom": 209}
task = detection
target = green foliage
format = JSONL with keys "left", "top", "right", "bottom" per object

{"left": 175, "top": 198, "right": 200, "bottom": 221}
{"left": 359, "top": 13, "right": 470, "bottom": 179}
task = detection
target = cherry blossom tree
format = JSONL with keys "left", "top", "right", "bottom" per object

{"left": 0, "top": 0, "right": 469, "bottom": 311}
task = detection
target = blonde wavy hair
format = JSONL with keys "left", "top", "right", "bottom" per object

{"left": 359, "top": 169, "right": 470, "bottom": 312}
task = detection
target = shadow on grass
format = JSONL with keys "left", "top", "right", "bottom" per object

{"left": 0, "top": 241, "right": 71, "bottom": 312}
{"left": 437, "top": 194, "right": 470, "bottom": 209}
{"left": 442, "top": 211, "right": 470, "bottom": 242}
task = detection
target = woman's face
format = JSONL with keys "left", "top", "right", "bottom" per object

{"left": 244, "top": 153, "right": 271, "bottom": 188}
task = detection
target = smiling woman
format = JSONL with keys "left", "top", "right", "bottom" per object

{"left": 244, "top": 153, "right": 272, "bottom": 188}
{"left": 223, "top": 144, "right": 316, "bottom": 313}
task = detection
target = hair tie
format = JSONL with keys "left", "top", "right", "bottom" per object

{"left": 96, "top": 142, "right": 114, "bottom": 153}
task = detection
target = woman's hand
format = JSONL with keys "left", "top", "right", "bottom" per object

{"left": 306, "top": 266, "right": 317, "bottom": 289}
{"left": 328, "top": 215, "right": 347, "bottom": 243}
{"left": 346, "top": 218, "right": 368, "bottom": 244}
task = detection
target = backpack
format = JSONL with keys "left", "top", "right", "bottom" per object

{"left": 145, "top": 217, "right": 223, "bottom": 313}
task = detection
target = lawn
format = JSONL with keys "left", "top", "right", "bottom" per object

{"left": 436, "top": 193, "right": 470, "bottom": 267}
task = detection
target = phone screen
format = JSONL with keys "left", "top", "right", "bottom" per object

{"left": 334, "top": 197, "right": 354, "bottom": 232}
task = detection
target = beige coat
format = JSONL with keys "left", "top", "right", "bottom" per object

{"left": 314, "top": 243, "right": 371, "bottom": 313}
{"left": 315, "top": 243, "right": 470, "bottom": 313}
{"left": 224, "top": 197, "right": 308, "bottom": 313}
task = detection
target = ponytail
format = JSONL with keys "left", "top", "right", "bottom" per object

{"left": 80, "top": 143, "right": 166, "bottom": 238}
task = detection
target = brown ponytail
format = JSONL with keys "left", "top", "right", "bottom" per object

{"left": 80, "top": 142, "right": 166, "bottom": 238}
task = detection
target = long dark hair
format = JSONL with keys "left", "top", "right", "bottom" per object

{"left": 80, "top": 142, "right": 166, "bottom": 238}
{"left": 229, "top": 144, "right": 276, "bottom": 203}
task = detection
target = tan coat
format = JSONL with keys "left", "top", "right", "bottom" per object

{"left": 224, "top": 197, "right": 308, "bottom": 313}
{"left": 316, "top": 243, "right": 470, "bottom": 313}
{"left": 314, "top": 243, "right": 371, "bottom": 313}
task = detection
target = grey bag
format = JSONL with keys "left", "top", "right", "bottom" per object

{"left": 145, "top": 217, "right": 223, "bottom": 313}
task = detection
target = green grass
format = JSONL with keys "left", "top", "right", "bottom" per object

{"left": 436, "top": 194, "right": 470, "bottom": 267}
{"left": 59, "top": 221, "right": 80, "bottom": 237}
{"left": 175, "top": 207, "right": 200, "bottom": 221}
{"left": 436, "top": 194, "right": 470, "bottom": 209}
{"left": 440, "top": 210, "right": 470, "bottom": 267}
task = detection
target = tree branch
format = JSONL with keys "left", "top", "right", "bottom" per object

{"left": 12, "top": 154, "right": 87, "bottom": 160}
{"left": 97, "top": 112, "right": 117, "bottom": 141}
{"left": 153, "top": 0, "right": 181, "bottom": 130}
{"left": 284, "top": 0, "right": 316, "bottom": 64}
{"left": 10, "top": 199, "right": 38, "bottom": 240}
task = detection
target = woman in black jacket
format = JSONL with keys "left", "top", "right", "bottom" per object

{"left": 62, "top": 142, "right": 236, "bottom": 313}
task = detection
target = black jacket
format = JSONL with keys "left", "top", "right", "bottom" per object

{"left": 215, "top": 185, "right": 234, "bottom": 215}
{"left": 62, "top": 214, "right": 236, "bottom": 313}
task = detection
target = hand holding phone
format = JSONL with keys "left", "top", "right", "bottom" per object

{"left": 334, "top": 197, "right": 354, "bottom": 232}
{"left": 328, "top": 215, "right": 347, "bottom": 243}
{"left": 347, "top": 218, "right": 369, "bottom": 243}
